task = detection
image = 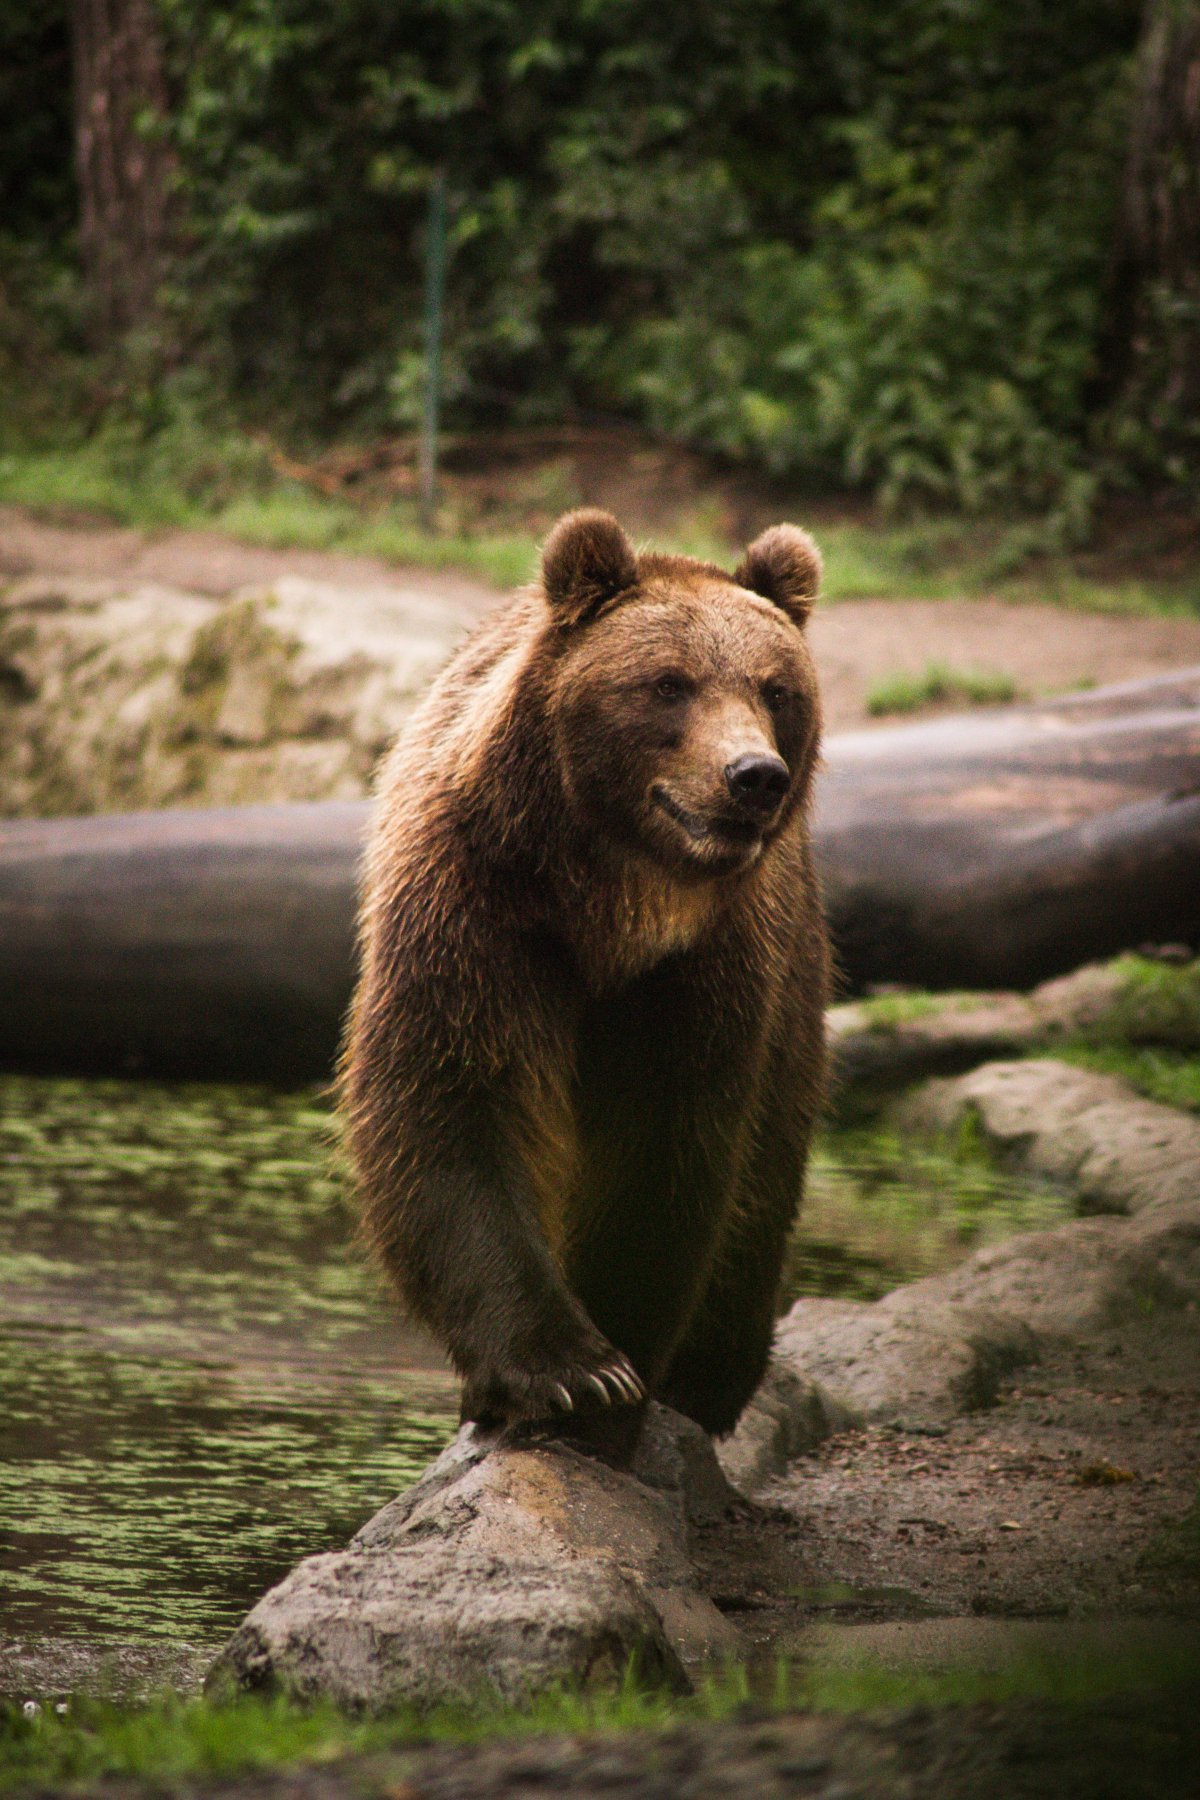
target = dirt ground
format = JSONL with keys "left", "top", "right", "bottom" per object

{"left": 704, "top": 1314, "right": 1200, "bottom": 1647}
{"left": 3, "top": 505, "right": 1200, "bottom": 734}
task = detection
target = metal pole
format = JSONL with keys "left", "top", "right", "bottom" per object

{"left": 419, "top": 168, "right": 447, "bottom": 531}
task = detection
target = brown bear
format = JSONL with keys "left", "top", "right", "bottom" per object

{"left": 342, "top": 509, "right": 829, "bottom": 1442}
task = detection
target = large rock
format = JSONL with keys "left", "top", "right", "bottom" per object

{"left": 892, "top": 1058, "right": 1200, "bottom": 1216}
{"left": 206, "top": 1406, "right": 742, "bottom": 1711}
{"left": 748, "top": 1192, "right": 1200, "bottom": 1479}
{"left": 0, "top": 572, "right": 485, "bottom": 816}
{"left": 773, "top": 1294, "right": 1037, "bottom": 1434}
{"left": 717, "top": 1361, "right": 860, "bottom": 1492}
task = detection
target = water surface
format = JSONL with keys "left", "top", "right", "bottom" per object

{"left": 0, "top": 1077, "right": 457, "bottom": 1649}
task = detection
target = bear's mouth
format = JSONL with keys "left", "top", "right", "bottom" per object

{"left": 651, "top": 785, "right": 762, "bottom": 857}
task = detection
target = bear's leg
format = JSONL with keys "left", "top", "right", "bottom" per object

{"left": 659, "top": 1082, "right": 815, "bottom": 1438}
{"left": 568, "top": 940, "right": 791, "bottom": 1422}
{"left": 657, "top": 1205, "right": 794, "bottom": 1437}
{"left": 663, "top": 943, "right": 826, "bottom": 1437}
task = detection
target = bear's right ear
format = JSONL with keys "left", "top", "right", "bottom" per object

{"left": 541, "top": 509, "right": 638, "bottom": 627}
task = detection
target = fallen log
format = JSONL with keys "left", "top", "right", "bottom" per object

{"left": 820, "top": 667, "right": 1200, "bottom": 989}
{"left": 0, "top": 669, "right": 1196, "bottom": 1080}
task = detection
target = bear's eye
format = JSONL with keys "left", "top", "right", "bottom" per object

{"left": 653, "top": 674, "right": 688, "bottom": 701}
{"left": 763, "top": 681, "right": 791, "bottom": 711}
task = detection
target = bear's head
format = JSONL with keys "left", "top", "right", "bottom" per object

{"left": 541, "top": 509, "right": 822, "bottom": 882}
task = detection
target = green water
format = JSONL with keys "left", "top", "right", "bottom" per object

{"left": 0, "top": 1075, "right": 1068, "bottom": 1659}
{"left": 0, "top": 1077, "right": 458, "bottom": 1647}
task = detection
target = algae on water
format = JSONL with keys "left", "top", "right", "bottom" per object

{"left": 0, "top": 1075, "right": 458, "bottom": 1645}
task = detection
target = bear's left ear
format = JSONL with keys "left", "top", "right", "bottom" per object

{"left": 541, "top": 509, "right": 638, "bottom": 627}
{"left": 734, "top": 525, "right": 821, "bottom": 628}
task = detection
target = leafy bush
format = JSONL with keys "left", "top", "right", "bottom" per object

{"left": 618, "top": 105, "right": 1127, "bottom": 516}
{"left": 1, "top": 0, "right": 1167, "bottom": 516}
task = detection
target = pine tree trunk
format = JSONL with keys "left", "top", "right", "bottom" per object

{"left": 69, "top": 0, "right": 173, "bottom": 341}
{"left": 1118, "top": 0, "right": 1200, "bottom": 421}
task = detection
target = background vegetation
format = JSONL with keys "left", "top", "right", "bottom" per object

{"left": 2, "top": 0, "right": 1197, "bottom": 531}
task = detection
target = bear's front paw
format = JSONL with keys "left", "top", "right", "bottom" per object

{"left": 460, "top": 1344, "right": 646, "bottom": 1427}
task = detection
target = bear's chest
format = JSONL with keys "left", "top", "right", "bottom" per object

{"left": 578, "top": 864, "right": 724, "bottom": 988}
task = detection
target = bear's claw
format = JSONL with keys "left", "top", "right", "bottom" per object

{"left": 599, "top": 1359, "right": 644, "bottom": 1403}
{"left": 460, "top": 1342, "right": 647, "bottom": 1427}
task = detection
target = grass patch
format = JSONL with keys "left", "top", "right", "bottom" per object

{"left": 0, "top": 448, "right": 538, "bottom": 591}
{"left": 866, "top": 662, "right": 1018, "bottom": 717}
{"left": 855, "top": 988, "right": 985, "bottom": 1032}
{"left": 1034, "top": 953, "right": 1200, "bottom": 1108}
{"left": 214, "top": 491, "right": 537, "bottom": 589}
{"left": 3, "top": 438, "right": 1200, "bottom": 617}
{"left": 814, "top": 516, "right": 1200, "bottom": 617}
{"left": 3, "top": 1646, "right": 1196, "bottom": 1792}
{"left": 1050, "top": 1042, "right": 1200, "bottom": 1113}
{"left": 1090, "top": 954, "right": 1200, "bottom": 1050}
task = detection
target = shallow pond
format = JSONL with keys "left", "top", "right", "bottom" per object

{"left": 0, "top": 1077, "right": 457, "bottom": 1655}
{"left": 0, "top": 1075, "right": 1069, "bottom": 1676}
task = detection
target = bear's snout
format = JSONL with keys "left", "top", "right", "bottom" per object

{"left": 724, "top": 752, "right": 790, "bottom": 817}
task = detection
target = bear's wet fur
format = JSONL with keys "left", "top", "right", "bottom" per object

{"left": 342, "top": 510, "right": 829, "bottom": 1448}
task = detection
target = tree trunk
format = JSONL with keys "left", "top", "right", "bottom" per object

{"left": 70, "top": 0, "right": 173, "bottom": 341}
{"left": 1110, "top": 0, "right": 1200, "bottom": 422}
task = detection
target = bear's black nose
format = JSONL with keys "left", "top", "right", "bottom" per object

{"left": 724, "top": 753, "right": 790, "bottom": 816}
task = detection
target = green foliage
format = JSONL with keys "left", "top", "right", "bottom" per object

{"left": 4, "top": 0, "right": 1174, "bottom": 517}
{"left": 866, "top": 662, "right": 1018, "bottom": 716}
{"left": 617, "top": 113, "right": 1124, "bottom": 517}
{"left": 148, "top": 0, "right": 838, "bottom": 433}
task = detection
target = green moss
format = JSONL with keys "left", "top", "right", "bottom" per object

{"left": 1049, "top": 1041, "right": 1200, "bottom": 1113}
{"left": 856, "top": 989, "right": 985, "bottom": 1032}
{"left": 866, "top": 662, "right": 1018, "bottom": 717}
{"left": 1093, "top": 955, "right": 1200, "bottom": 1050}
